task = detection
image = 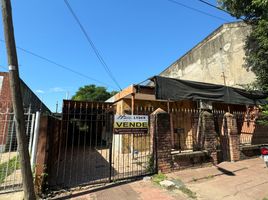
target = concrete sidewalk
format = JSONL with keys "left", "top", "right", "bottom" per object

{"left": 169, "top": 157, "right": 268, "bottom": 200}
{"left": 54, "top": 180, "right": 188, "bottom": 200}
{"left": 82, "top": 157, "right": 268, "bottom": 200}
{"left": 1, "top": 157, "right": 267, "bottom": 200}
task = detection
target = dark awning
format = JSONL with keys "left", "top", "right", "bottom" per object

{"left": 152, "top": 76, "right": 268, "bottom": 105}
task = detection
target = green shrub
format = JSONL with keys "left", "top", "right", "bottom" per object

{"left": 152, "top": 173, "right": 167, "bottom": 184}
{"left": 0, "top": 156, "right": 20, "bottom": 183}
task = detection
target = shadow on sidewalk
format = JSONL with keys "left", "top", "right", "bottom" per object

{"left": 216, "top": 166, "right": 235, "bottom": 176}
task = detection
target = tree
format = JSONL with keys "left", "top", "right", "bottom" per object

{"left": 257, "top": 103, "right": 268, "bottom": 125}
{"left": 72, "top": 84, "right": 117, "bottom": 101}
{"left": 218, "top": 0, "right": 268, "bottom": 91}
{"left": 218, "top": 1, "right": 268, "bottom": 125}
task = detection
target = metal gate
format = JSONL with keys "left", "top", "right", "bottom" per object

{"left": 0, "top": 104, "right": 37, "bottom": 193}
{"left": 49, "top": 100, "right": 155, "bottom": 189}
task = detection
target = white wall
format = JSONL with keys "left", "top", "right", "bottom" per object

{"left": 0, "top": 76, "right": 3, "bottom": 94}
{"left": 160, "top": 22, "right": 256, "bottom": 88}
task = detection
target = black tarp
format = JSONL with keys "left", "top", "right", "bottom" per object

{"left": 153, "top": 76, "right": 268, "bottom": 105}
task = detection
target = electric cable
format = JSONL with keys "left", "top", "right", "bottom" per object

{"left": 64, "top": 0, "right": 122, "bottom": 91}
{"left": 167, "top": 0, "right": 230, "bottom": 22}
{"left": 0, "top": 39, "right": 116, "bottom": 89}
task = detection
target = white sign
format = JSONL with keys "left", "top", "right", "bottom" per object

{"left": 114, "top": 115, "right": 148, "bottom": 134}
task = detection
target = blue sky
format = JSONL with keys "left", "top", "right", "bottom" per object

{"left": 0, "top": 0, "right": 237, "bottom": 112}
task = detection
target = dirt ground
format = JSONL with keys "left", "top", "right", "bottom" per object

{"left": 0, "top": 152, "right": 17, "bottom": 164}
{"left": 0, "top": 152, "right": 22, "bottom": 189}
{"left": 0, "top": 190, "right": 23, "bottom": 200}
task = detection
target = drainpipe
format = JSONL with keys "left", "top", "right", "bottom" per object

{"left": 28, "top": 113, "right": 36, "bottom": 154}
{"left": 30, "top": 111, "right": 41, "bottom": 170}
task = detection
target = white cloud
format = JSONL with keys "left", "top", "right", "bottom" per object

{"left": 49, "top": 87, "right": 65, "bottom": 93}
{"left": 35, "top": 89, "right": 45, "bottom": 94}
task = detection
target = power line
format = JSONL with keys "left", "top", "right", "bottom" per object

{"left": 64, "top": 0, "right": 122, "bottom": 91}
{"left": 198, "top": 0, "right": 233, "bottom": 15}
{"left": 198, "top": 0, "right": 245, "bottom": 21}
{"left": 167, "top": 0, "right": 230, "bottom": 22}
{"left": 0, "top": 39, "right": 116, "bottom": 89}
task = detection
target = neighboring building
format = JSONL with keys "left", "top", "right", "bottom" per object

{"left": 107, "top": 76, "right": 267, "bottom": 157}
{"left": 160, "top": 21, "right": 255, "bottom": 87}
{"left": 0, "top": 72, "right": 50, "bottom": 151}
{"left": 0, "top": 72, "right": 50, "bottom": 113}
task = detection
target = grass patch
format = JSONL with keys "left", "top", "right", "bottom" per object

{"left": 0, "top": 155, "right": 20, "bottom": 183}
{"left": 152, "top": 173, "right": 167, "bottom": 184}
{"left": 146, "top": 155, "right": 155, "bottom": 173}
{"left": 263, "top": 198, "right": 268, "bottom": 200}
{"left": 179, "top": 186, "right": 197, "bottom": 199}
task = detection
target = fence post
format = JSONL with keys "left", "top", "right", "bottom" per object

{"left": 224, "top": 112, "right": 240, "bottom": 161}
{"left": 150, "top": 108, "right": 172, "bottom": 173}
{"left": 31, "top": 111, "right": 40, "bottom": 169}
{"left": 201, "top": 111, "right": 219, "bottom": 164}
{"left": 34, "top": 115, "right": 49, "bottom": 194}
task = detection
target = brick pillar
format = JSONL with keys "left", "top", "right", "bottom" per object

{"left": 201, "top": 111, "right": 218, "bottom": 164}
{"left": 224, "top": 112, "right": 240, "bottom": 161}
{"left": 150, "top": 108, "right": 172, "bottom": 173}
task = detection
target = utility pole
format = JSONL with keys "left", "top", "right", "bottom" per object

{"left": 219, "top": 47, "right": 230, "bottom": 113}
{"left": 219, "top": 48, "right": 227, "bottom": 86}
{"left": 1, "top": 1, "right": 36, "bottom": 199}
{"left": 56, "top": 101, "right": 58, "bottom": 113}
{"left": 221, "top": 72, "right": 227, "bottom": 86}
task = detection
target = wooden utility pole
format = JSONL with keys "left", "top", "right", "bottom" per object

{"left": 1, "top": 1, "right": 36, "bottom": 199}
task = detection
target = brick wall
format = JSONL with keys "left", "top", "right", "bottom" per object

{"left": 0, "top": 72, "right": 50, "bottom": 113}
{"left": 0, "top": 72, "right": 50, "bottom": 150}
{"left": 0, "top": 73, "right": 12, "bottom": 149}
{"left": 150, "top": 108, "right": 172, "bottom": 173}
{"left": 240, "top": 146, "right": 261, "bottom": 159}
{"left": 0, "top": 72, "right": 12, "bottom": 103}
{"left": 251, "top": 124, "right": 268, "bottom": 144}
{"left": 240, "top": 107, "right": 268, "bottom": 145}
{"left": 223, "top": 113, "right": 240, "bottom": 161}
{"left": 172, "top": 151, "right": 212, "bottom": 170}
{"left": 201, "top": 111, "right": 219, "bottom": 164}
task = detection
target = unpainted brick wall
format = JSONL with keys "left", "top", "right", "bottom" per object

{"left": 201, "top": 111, "right": 218, "bottom": 164}
{"left": 223, "top": 113, "right": 240, "bottom": 161}
{"left": 150, "top": 109, "right": 172, "bottom": 173}
{"left": 0, "top": 73, "right": 12, "bottom": 147}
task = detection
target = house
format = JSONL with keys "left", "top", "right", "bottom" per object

{"left": 160, "top": 21, "right": 255, "bottom": 88}
{"left": 38, "top": 77, "right": 268, "bottom": 189}
{"left": 33, "top": 21, "right": 268, "bottom": 190}
{"left": 0, "top": 72, "right": 50, "bottom": 112}
{"left": 0, "top": 72, "right": 50, "bottom": 152}
{"left": 105, "top": 22, "right": 268, "bottom": 157}
{"left": 109, "top": 76, "right": 267, "bottom": 153}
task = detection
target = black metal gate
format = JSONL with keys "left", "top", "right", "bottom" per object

{"left": 48, "top": 100, "right": 155, "bottom": 189}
